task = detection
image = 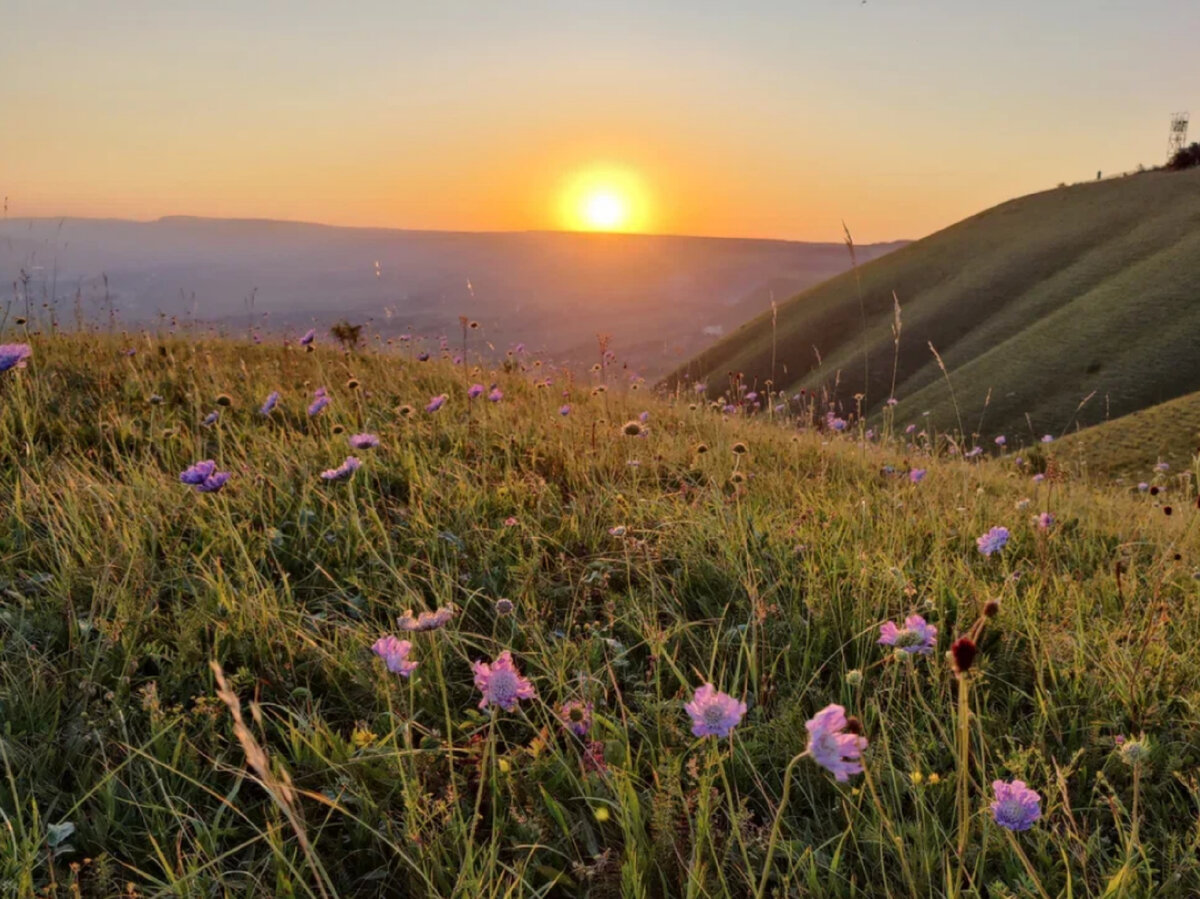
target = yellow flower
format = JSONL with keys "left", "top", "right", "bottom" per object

{"left": 593, "top": 807, "right": 610, "bottom": 823}
{"left": 351, "top": 728, "right": 377, "bottom": 749}
{"left": 910, "top": 771, "right": 924, "bottom": 786}
{"left": 928, "top": 772, "right": 941, "bottom": 785}
{"left": 498, "top": 758, "right": 511, "bottom": 774}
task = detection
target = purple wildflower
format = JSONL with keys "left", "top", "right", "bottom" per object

{"left": 0, "top": 344, "right": 33, "bottom": 372}
{"left": 472, "top": 650, "right": 536, "bottom": 711}
{"left": 1036, "top": 512, "right": 1054, "bottom": 530}
{"left": 806, "top": 704, "right": 867, "bottom": 781}
{"left": 349, "top": 433, "right": 380, "bottom": 449}
{"left": 878, "top": 614, "right": 938, "bottom": 654}
{"left": 991, "top": 780, "right": 1041, "bottom": 831}
{"left": 202, "top": 411, "right": 219, "bottom": 427}
{"left": 995, "top": 435, "right": 1007, "bottom": 446}
{"left": 308, "top": 395, "right": 330, "bottom": 417}
{"left": 1137, "top": 482, "right": 1149, "bottom": 492}
{"left": 468, "top": 383, "right": 484, "bottom": 399}
{"left": 976, "top": 526, "right": 1010, "bottom": 556}
{"left": 1032, "top": 473, "right": 1045, "bottom": 483}
{"left": 1155, "top": 462, "right": 1170, "bottom": 472}
{"left": 909, "top": 468, "right": 926, "bottom": 484}
{"left": 487, "top": 387, "right": 503, "bottom": 402}
{"left": 179, "top": 460, "right": 231, "bottom": 493}
{"left": 320, "top": 456, "right": 361, "bottom": 481}
{"left": 684, "top": 684, "right": 747, "bottom": 738}
{"left": 638, "top": 411, "right": 650, "bottom": 422}
{"left": 426, "top": 394, "right": 447, "bottom": 413}
{"left": 397, "top": 607, "right": 454, "bottom": 632}
{"left": 371, "top": 635, "right": 417, "bottom": 677}
{"left": 905, "top": 424, "right": 916, "bottom": 434}
{"left": 299, "top": 328, "right": 316, "bottom": 346}
{"left": 559, "top": 404, "right": 571, "bottom": 416}
{"left": 1041, "top": 434, "right": 1053, "bottom": 443}
{"left": 260, "top": 391, "right": 280, "bottom": 416}
{"left": 965, "top": 446, "right": 983, "bottom": 458}
{"left": 560, "top": 701, "right": 594, "bottom": 738}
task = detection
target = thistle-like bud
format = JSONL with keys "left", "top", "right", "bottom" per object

{"left": 984, "top": 599, "right": 1001, "bottom": 618}
{"left": 950, "top": 637, "right": 977, "bottom": 675}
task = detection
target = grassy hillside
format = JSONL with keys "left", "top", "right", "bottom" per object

{"left": 668, "top": 167, "right": 1200, "bottom": 447}
{"left": 1054, "top": 387, "right": 1200, "bottom": 480}
{"left": 2, "top": 332, "right": 1200, "bottom": 897}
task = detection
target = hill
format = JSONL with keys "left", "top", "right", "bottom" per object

{"left": 2, "top": 331, "right": 1199, "bottom": 896}
{"left": 1053, "top": 387, "right": 1200, "bottom": 480}
{"left": 0, "top": 216, "right": 902, "bottom": 379}
{"left": 667, "top": 167, "right": 1200, "bottom": 446}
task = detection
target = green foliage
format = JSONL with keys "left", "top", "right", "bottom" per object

{"left": 0, "top": 333, "right": 1198, "bottom": 896}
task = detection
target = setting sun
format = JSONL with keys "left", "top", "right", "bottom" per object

{"left": 559, "top": 168, "right": 649, "bottom": 232}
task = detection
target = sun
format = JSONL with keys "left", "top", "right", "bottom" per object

{"left": 559, "top": 167, "right": 649, "bottom": 232}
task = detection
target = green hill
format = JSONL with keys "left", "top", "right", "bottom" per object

{"left": 667, "top": 167, "right": 1200, "bottom": 446}
{"left": 1054, "top": 387, "right": 1200, "bottom": 480}
{"left": 3, "top": 332, "right": 1200, "bottom": 896}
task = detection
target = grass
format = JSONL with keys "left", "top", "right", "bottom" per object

{"left": 1, "top": 330, "right": 1200, "bottom": 897}
{"left": 666, "top": 166, "right": 1200, "bottom": 444}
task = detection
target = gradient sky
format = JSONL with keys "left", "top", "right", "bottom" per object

{"left": 3, "top": 0, "right": 1196, "bottom": 242}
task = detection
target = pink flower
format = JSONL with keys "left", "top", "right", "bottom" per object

{"left": 909, "top": 468, "right": 926, "bottom": 484}
{"left": 468, "top": 383, "right": 484, "bottom": 399}
{"left": 397, "top": 607, "right": 454, "bottom": 632}
{"left": 560, "top": 700, "right": 594, "bottom": 737}
{"left": 371, "top": 635, "right": 417, "bottom": 676}
{"left": 503, "top": 516, "right": 518, "bottom": 527}
{"left": 878, "top": 614, "right": 938, "bottom": 654}
{"left": 806, "top": 703, "right": 867, "bottom": 781}
{"left": 684, "top": 684, "right": 746, "bottom": 738}
{"left": 1036, "top": 512, "right": 1054, "bottom": 530}
{"left": 472, "top": 650, "right": 536, "bottom": 711}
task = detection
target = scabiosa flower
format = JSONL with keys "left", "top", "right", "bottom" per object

{"left": 965, "top": 446, "right": 983, "bottom": 458}
{"left": 488, "top": 387, "right": 503, "bottom": 402}
{"left": 995, "top": 435, "right": 1007, "bottom": 446}
{"left": 472, "top": 651, "right": 536, "bottom": 711}
{"left": 1155, "top": 461, "right": 1170, "bottom": 472}
{"left": 560, "top": 700, "right": 594, "bottom": 737}
{"left": 371, "top": 635, "right": 417, "bottom": 676}
{"left": 622, "top": 420, "right": 644, "bottom": 437}
{"left": 684, "top": 684, "right": 747, "bottom": 738}
{"left": 1041, "top": 434, "right": 1053, "bottom": 443}
{"left": 829, "top": 417, "right": 847, "bottom": 432}
{"left": 1032, "top": 473, "right": 1046, "bottom": 483}
{"left": 1116, "top": 734, "right": 1151, "bottom": 766}
{"left": 0, "top": 343, "right": 33, "bottom": 372}
{"left": 806, "top": 704, "right": 867, "bottom": 781}
{"left": 559, "top": 404, "right": 571, "bottom": 416}
{"left": 608, "top": 525, "right": 627, "bottom": 537}
{"left": 494, "top": 598, "right": 514, "bottom": 616}
{"left": 202, "top": 411, "right": 219, "bottom": 427}
{"left": 503, "top": 516, "right": 518, "bottom": 527}
{"left": 1036, "top": 512, "right": 1054, "bottom": 530}
{"left": 878, "top": 614, "right": 938, "bottom": 654}
{"left": 1137, "top": 482, "right": 1149, "bottom": 492}
{"left": 260, "top": 391, "right": 280, "bottom": 415}
{"left": 949, "top": 636, "right": 978, "bottom": 674}
{"left": 991, "top": 780, "right": 1041, "bottom": 831}
{"left": 179, "top": 460, "right": 231, "bottom": 493}
{"left": 349, "top": 433, "right": 380, "bottom": 449}
{"left": 299, "top": 328, "right": 316, "bottom": 346}
{"left": 308, "top": 395, "right": 330, "bottom": 417}
{"left": 320, "top": 456, "right": 361, "bottom": 481}
{"left": 976, "top": 526, "right": 1010, "bottom": 556}
{"left": 909, "top": 468, "right": 927, "bottom": 484}
{"left": 425, "top": 394, "right": 447, "bottom": 413}
{"left": 397, "top": 607, "right": 454, "bottom": 632}
{"left": 905, "top": 424, "right": 917, "bottom": 434}
{"left": 468, "top": 383, "right": 484, "bottom": 399}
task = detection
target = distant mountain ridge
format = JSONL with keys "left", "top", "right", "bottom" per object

{"left": 667, "top": 167, "right": 1200, "bottom": 442}
{"left": 0, "top": 216, "right": 905, "bottom": 377}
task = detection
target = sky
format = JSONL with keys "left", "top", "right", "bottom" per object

{"left": 2, "top": 0, "right": 1196, "bottom": 243}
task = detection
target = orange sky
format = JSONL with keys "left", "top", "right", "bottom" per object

{"left": 4, "top": 1, "right": 1196, "bottom": 243}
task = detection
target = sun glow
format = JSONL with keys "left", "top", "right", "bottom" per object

{"left": 560, "top": 168, "right": 649, "bottom": 232}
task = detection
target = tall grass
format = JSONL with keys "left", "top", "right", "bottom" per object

{"left": 0, "top": 331, "right": 1197, "bottom": 896}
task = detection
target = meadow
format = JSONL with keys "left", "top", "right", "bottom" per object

{"left": 0, "top": 328, "right": 1198, "bottom": 897}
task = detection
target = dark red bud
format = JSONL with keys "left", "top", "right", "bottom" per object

{"left": 950, "top": 637, "right": 977, "bottom": 674}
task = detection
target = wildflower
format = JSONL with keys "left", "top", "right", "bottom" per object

{"left": 910, "top": 770, "right": 924, "bottom": 786}
{"left": 397, "top": 607, "right": 454, "bottom": 632}
{"left": 417, "top": 352, "right": 430, "bottom": 361}
{"left": 351, "top": 726, "right": 377, "bottom": 748}
{"left": 730, "top": 471, "right": 746, "bottom": 484}
{"left": 928, "top": 772, "right": 941, "bottom": 784}
{"left": 331, "top": 424, "right": 345, "bottom": 436}
{"left": 1016, "top": 498, "right": 1031, "bottom": 509}
{"left": 695, "top": 442, "right": 709, "bottom": 454}
{"left": 202, "top": 411, "right": 219, "bottom": 426}
{"left": 976, "top": 526, "right": 1010, "bottom": 556}
{"left": 829, "top": 417, "right": 847, "bottom": 432}
{"left": 909, "top": 468, "right": 926, "bottom": 484}
{"left": 1137, "top": 481, "right": 1149, "bottom": 491}
{"left": 995, "top": 435, "right": 1006, "bottom": 446}
{"left": 965, "top": 446, "right": 983, "bottom": 458}
{"left": 320, "top": 456, "right": 361, "bottom": 481}
{"left": 308, "top": 395, "right": 330, "bottom": 417}
{"left": 472, "top": 650, "right": 536, "bottom": 711}
{"left": 1036, "top": 512, "right": 1053, "bottom": 530}
{"left": 593, "top": 806, "right": 610, "bottom": 822}
{"left": 1032, "top": 473, "right": 1045, "bottom": 483}
{"left": 1155, "top": 462, "right": 1170, "bottom": 472}
{"left": 990, "top": 780, "right": 1041, "bottom": 831}
{"left": 0, "top": 343, "right": 33, "bottom": 372}
{"left": 905, "top": 424, "right": 917, "bottom": 434}
{"left": 845, "top": 668, "right": 863, "bottom": 687}
{"left": 397, "top": 404, "right": 415, "bottom": 418}
{"left": 503, "top": 516, "right": 518, "bottom": 527}
{"left": 468, "top": 383, "right": 484, "bottom": 399}
{"left": 559, "top": 404, "right": 571, "bottom": 416}
{"left": 1041, "top": 434, "right": 1053, "bottom": 443}
{"left": 260, "top": 391, "right": 280, "bottom": 415}
{"left": 949, "top": 636, "right": 977, "bottom": 674}
{"left": 684, "top": 684, "right": 747, "bottom": 738}
{"left": 878, "top": 614, "right": 938, "bottom": 654}
{"left": 494, "top": 598, "right": 514, "bottom": 616}
{"left": 345, "top": 378, "right": 360, "bottom": 391}
{"left": 1117, "top": 734, "right": 1151, "bottom": 766}
{"left": 488, "top": 387, "right": 503, "bottom": 402}
{"left": 148, "top": 394, "right": 163, "bottom": 405}
{"left": 215, "top": 393, "right": 233, "bottom": 407}
{"left": 349, "top": 433, "right": 380, "bottom": 450}
{"left": 805, "top": 704, "right": 867, "bottom": 781}
{"left": 425, "top": 394, "right": 447, "bottom": 413}
{"left": 299, "top": 328, "right": 316, "bottom": 346}
{"left": 622, "top": 420, "right": 644, "bottom": 437}
{"left": 731, "top": 441, "right": 748, "bottom": 455}
{"left": 179, "top": 460, "right": 231, "bottom": 493}
{"left": 560, "top": 700, "right": 593, "bottom": 737}
{"left": 638, "top": 410, "right": 649, "bottom": 422}
{"left": 984, "top": 598, "right": 1001, "bottom": 617}
{"left": 371, "top": 635, "right": 417, "bottom": 677}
